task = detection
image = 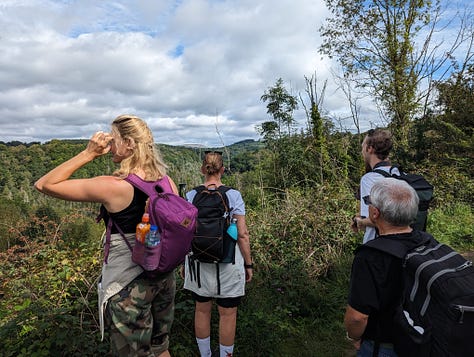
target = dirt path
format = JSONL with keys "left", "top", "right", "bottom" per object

{"left": 461, "top": 251, "right": 474, "bottom": 261}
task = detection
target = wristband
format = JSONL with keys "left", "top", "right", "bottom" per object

{"left": 244, "top": 263, "right": 253, "bottom": 269}
{"left": 345, "top": 331, "right": 361, "bottom": 342}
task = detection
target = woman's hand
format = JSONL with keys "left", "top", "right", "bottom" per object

{"left": 34, "top": 130, "right": 115, "bottom": 201}
{"left": 86, "top": 131, "right": 113, "bottom": 158}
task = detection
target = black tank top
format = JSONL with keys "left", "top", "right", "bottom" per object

{"left": 101, "top": 187, "right": 148, "bottom": 233}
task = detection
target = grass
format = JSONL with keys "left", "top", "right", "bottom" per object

{"left": 1, "top": 200, "right": 472, "bottom": 356}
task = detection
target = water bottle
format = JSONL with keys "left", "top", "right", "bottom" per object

{"left": 146, "top": 225, "right": 160, "bottom": 247}
{"left": 136, "top": 213, "right": 150, "bottom": 244}
{"left": 226, "top": 218, "right": 238, "bottom": 241}
{"left": 178, "top": 183, "right": 187, "bottom": 198}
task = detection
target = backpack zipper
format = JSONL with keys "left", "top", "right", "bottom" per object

{"left": 409, "top": 249, "right": 458, "bottom": 301}
{"left": 453, "top": 304, "right": 474, "bottom": 323}
{"left": 420, "top": 261, "right": 472, "bottom": 316}
{"left": 404, "top": 243, "right": 444, "bottom": 264}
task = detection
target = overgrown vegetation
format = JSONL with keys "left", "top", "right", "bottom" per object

{"left": 0, "top": 132, "right": 472, "bottom": 356}
{"left": 1, "top": 3, "right": 473, "bottom": 354}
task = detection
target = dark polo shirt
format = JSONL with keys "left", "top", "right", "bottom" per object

{"left": 347, "top": 231, "right": 427, "bottom": 342}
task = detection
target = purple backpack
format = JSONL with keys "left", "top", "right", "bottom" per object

{"left": 104, "top": 174, "right": 197, "bottom": 274}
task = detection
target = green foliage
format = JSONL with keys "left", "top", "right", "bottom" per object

{"left": 0, "top": 214, "right": 108, "bottom": 356}
{"left": 425, "top": 164, "right": 474, "bottom": 207}
{"left": 428, "top": 203, "right": 474, "bottom": 251}
{"left": 260, "top": 78, "right": 299, "bottom": 138}
{"left": 0, "top": 123, "right": 472, "bottom": 356}
{"left": 410, "top": 65, "right": 474, "bottom": 175}
{"left": 232, "top": 185, "right": 356, "bottom": 355}
{"left": 319, "top": 0, "right": 448, "bottom": 148}
{"left": 0, "top": 199, "right": 27, "bottom": 251}
{"left": 23, "top": 205, "right": 61, "bottom": 241}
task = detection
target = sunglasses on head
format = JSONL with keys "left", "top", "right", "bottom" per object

{"left": 204, "top": 150, "right": 223, "bottom": 155}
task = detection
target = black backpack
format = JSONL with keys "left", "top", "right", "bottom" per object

{"left": 372, "top": 165, "right": 434, "bottom": 231}
{"left": 191, "top": 184, "right": 236, "bottom": 264}
{"left": 365, "top": 232, "right": 474, "bottom": 357}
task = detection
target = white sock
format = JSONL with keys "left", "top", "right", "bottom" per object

{"left": 220, "top": 343, "right": 234, "bottom": 357}
{"left": 196, "top": 336, "right": 212, "bottom": 357}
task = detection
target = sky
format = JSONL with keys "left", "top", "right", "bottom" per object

{"left": 0, "top": 0, "right": 471, "bottom": 147}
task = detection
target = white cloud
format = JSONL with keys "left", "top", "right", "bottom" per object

{"left": 0, "top": 0, "right": 470, "bottom": 145}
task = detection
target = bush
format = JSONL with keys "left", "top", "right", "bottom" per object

{"left": 428, "top": 203, "right": 474, "bottom": 250}
{"left": 0, "top": 215, "right": 109, "bottom": 356}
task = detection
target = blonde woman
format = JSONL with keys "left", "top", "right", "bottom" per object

{"left": 35, "top": 115, "right": 177, "bottom": 357}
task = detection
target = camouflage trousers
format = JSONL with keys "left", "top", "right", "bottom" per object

{"left": 105, "top": 271, "right": 176, "bottom": 357}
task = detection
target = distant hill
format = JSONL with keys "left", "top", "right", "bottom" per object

{"left": 205, "top": 139, "right": 264, "bottom": 152}
{"left": 0, "top": 139, "right": 262, "bottom": 151}
{"left": 0, "top": 139, "right": 265, "bottom": 197}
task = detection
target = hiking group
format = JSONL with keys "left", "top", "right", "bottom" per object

{"left": 35, "top": 114, "right": 252, "bottom": 357}
{"left": 34, "top": 116, "right": 473, "bottom": 357}
{"left": 347, "top": 128, "right": 474, "bottom": 357}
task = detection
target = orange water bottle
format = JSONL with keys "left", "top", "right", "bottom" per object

{"left": 136, "top": 213, "right": 151, "bottom": 244}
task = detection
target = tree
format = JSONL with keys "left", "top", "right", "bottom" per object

{"left": 413, "top": 63, "right": 474, "bottom": 172}
{"left": 260, "top": 78, "right": 298, "bottom": 138}
{"left": 257, "top": 78, "right": 301, "bottom": 188}
{"left": 320, "top": 0, "right": 473, "bottom": 151}
{"left": 435, "top": 64, "right": 474, "bottom": 138}
{"left": 300, "top": 74, "right": 331, "bottom": 183}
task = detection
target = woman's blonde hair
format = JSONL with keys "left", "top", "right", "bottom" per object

{"left": 112, "top": 114, "right": 168, "bottom": 180}
{"left": 202, "top": 151, "right": 223, "bottom": 176}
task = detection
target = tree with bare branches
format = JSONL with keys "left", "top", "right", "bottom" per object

{"left": 320, "top": 0, "right": 474, "bottom": 152}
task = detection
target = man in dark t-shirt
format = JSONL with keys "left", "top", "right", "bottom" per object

{"left": 344, "top": 177, "right": 424, "bottom": 357}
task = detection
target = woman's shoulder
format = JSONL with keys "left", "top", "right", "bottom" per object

{"left": 94, "top": 175, "right": 127, "bottom": 187}
{"left": 223, "top": 186, "right": 242, "bottom": 195}
{"left": 224, "top": 188, "right": 245, "bottom": 210}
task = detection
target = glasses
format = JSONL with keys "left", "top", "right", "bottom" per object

{"left": 363, "top": 195, "right": 379, "bottom": 210}
{"left": 363, "top": 195, "right": 372, "bottom": 205}
{"left": 204, "top": 150, "right": 223, "bottom": 155}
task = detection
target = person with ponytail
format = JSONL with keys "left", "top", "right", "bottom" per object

{"left": 183, "top": 151, "right": 253, "bottom": 357}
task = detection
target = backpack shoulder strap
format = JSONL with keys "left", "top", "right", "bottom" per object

{"left": 102, "top": 216, "right": 133, "bottom": 264}
{"left": 125, "top": 174, "right": 172, "bottom": 197}
{"left": 217, "top": 185, "right": 232, "bottom": 212}
{"left": 191, "top": 185, "right": 206, "bottom": 204}
{"left": 124, "top": 174, "right": 155, "bottom": 197}
{"left": 372, "top": 161, "right": 391, "bottom": 170}
{"left": 363, "top": 237, "right": 408, "bottom": 259}
{"left": 372, "top": 162, "right": 403, "bottom": 177}
{"left": 192, "top": 185, "right": 231, "bottom": 201}
{"left": 217, "top": 185, "right": 232, "bottom": 193}
{"left": 193, "top": 185, "right": 206, "bottom": 193}
{"left": 372, "top": 169, "right": 391, "bottom": 177}
{"left": 363, "top": 232, "right": 433, "bottom": 259}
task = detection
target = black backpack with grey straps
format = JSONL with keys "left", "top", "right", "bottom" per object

{"left": 372, "top": 164, "right": 434, "bottom": 231}
{"left": 188, "top": 184, "right": 236, "bottom": 295}
{"left": 365, "top": 232, "right": 474, "bottom": 357}
{"left": 190, "top": 184, "right": 235, "bottom": 264}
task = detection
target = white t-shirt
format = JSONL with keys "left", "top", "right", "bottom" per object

{"left": 360, "top": 166, "right": 400, "bottom": 243}
{"left": 184, "top": 187, "right": 247, "bottom": 297}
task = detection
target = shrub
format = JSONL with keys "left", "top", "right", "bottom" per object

{"left": 428, "top": 203, "right": 474, "bottom": 250}
{"left": 0, "top": 215, "right": 109, "bottom": 356}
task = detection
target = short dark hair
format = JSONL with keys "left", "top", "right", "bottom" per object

{"left": 365, "top": 128, "right": 393, "bottom": 160}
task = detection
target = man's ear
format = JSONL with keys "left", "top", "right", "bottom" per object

{"left": 369, "top": 205, "right": 380, "bottom": 223}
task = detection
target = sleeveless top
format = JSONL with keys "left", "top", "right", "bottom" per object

{"left": 100, "top": 175, "right": 173, "bottom": 233}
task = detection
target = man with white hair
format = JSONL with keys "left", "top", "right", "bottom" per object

{"left": 344, "top": 178, "right": 426, "bottom": 356}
